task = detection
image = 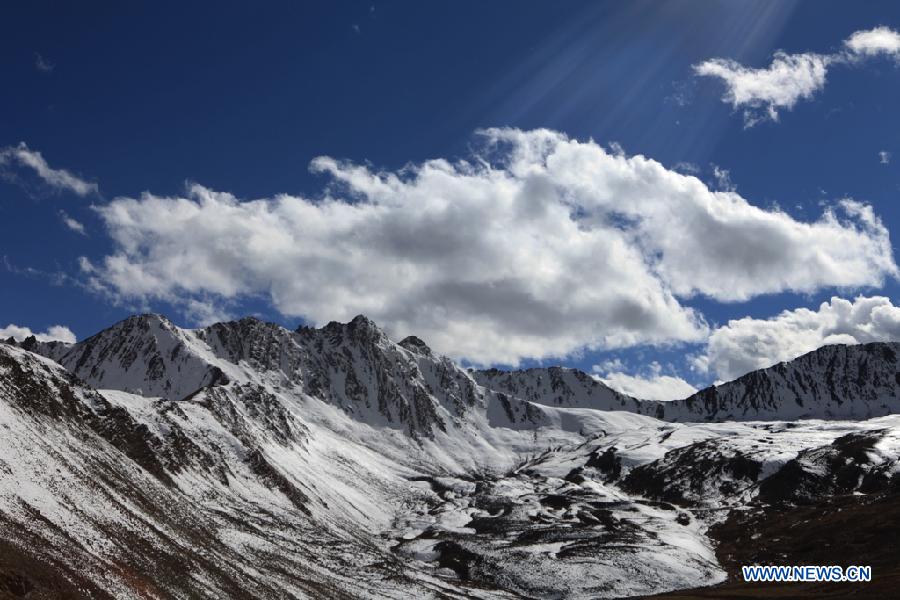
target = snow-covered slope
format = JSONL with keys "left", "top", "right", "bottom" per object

{"left": 0, "top": 338, "right": 720, "bottom": 598}
{"left": 4, "top": 315, "right": 900, "bottom": 598}
{"left": 0, "top": 343, "right": 438, "bottom": 598}
{"left": 394, "top": 414, "right": 900, "bottom": 597}
{"left": 24, "top": 314, "right": 224, "bottom": 400}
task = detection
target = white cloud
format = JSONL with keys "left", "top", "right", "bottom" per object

{"left": 711, "top": 165, "right": 736, "bottom": 192}
{"left": 705, "top": 295, "right": 900, "bottom": 382}
{"left": 59, "top": 211, "right": 86, "bottom": 235}
{"left": 845, "top": 26, "right": 900, "bottom": 57}
{"left": 694, "top": 52, "right": 832, "bottom": 125}
{"left": 184, "top": 298, "right": 233, "bottom": 327}
{"left": 880, "top": 151, "right": 891, "bottom": 165}
{"left": 695, "top": 27, "right": 900, "bottom": 126}
{"left": 595, "top": 361, "right": 698, "bottom": 401}
{"left": 594, "top": 358, "right": 626, "bottom": 373}
{"left": 0, "top": 142, "right": 98, "bottom": 196}
{"left": 85, "top": 129, "right": 896, "bottom": 365}
{"left": 673, "top": 162, "right": 700, "bottom": 175}
{"left": 0, "top": 324, "right": 76, "bottom": 344}
{"left": 687, "top": 352, "right": 709, "bottom": 375}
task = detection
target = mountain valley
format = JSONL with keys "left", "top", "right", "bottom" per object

{"left": 2, "top": 314, "right": 899, "bottom": 599}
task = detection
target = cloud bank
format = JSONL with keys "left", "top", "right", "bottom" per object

{"left": 84, "top": 129, "right": 896, "bottom": 365}
{"left": 0, "top": 142, "right": 98, "bottom": 196}
{"left": 704, "top": 295, "right": 900, "bottom": 382}
{"left": 0, "top": 324, "right": 76, "bottom": 344}
{"left": 845, "top": 26, "right": 900, "bottom": 57}
{"left": 595, "top": 360, "right": 698, "bottom": 401}
{"left": 695, "top": 26, "right": 900, "bottom": 126}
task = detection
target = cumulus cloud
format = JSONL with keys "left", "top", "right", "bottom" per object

{"left": 0, "top": 142, "right": 98, "bottom": 196}
{"left": 184, "top": 298, "right": 233, "bottom": 328}
{"left": 0, "top": 323, "right": 76, "bottom": 344}
{"left": 84, "top": 129, "right": 896, "bottom": 365}
{"left": 695, "top": 27, "right": 900, "bottom": 126}
{"left": 595, "top": 361, "right": 698, "bottom": 401}
{"left": 694, "top": 52, "right": 831, "bottom": 125}
{"left": 845, "top": 26, "right": 900, "bottom": 57}
{"left": 705, "top": 295, "right": 900, "bottom": 382}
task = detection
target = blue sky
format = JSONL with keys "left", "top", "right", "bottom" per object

{"left": 3, "top": 1, "right": 900, "bottom": 399}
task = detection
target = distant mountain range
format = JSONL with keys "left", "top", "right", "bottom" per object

{"left": 476, "top": 341, "right": 900, "bottom": 421}
{"left": 2, "top": 314, "right": 899, "bottom": 598}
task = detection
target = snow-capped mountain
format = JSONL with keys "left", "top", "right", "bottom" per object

{"left": 3, "top": 314, "right": 900, "bottom": 599}
{"left": 665, "top": 342, "right": 900, "bottom": 421}
{"left": 472, "top": 366, "right": 640, "bottom": 411}
{"left": 30, "top": 314, "right": 540, "bottom": 439}
{"left": 475, "top": 342, "right": 900, "bottom": 422}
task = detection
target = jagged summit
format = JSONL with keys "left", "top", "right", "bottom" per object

{"left": 349, "top": 313, "right": 379, "bottom": 328}
{"left": 321, "top": 314, "right": 388, "bottom": 344}
{"left": 106, "top": 312, "right": 177, "bottom": 331}
{"left": 18, "top": 311, "right": 900, "bottom": 423}
{"left": 41, "top": 311, "right": 218, "bottom": 399}
{"left": 398, "top": 335, "right": 432, "bottom": 356}
{"left": 26, "top": 313, "right": 503, "bottom": 437}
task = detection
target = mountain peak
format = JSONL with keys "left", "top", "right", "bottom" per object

{"left": 316, "top": 314, "right": 388, "bottom": 345}
{"left": 94, "top": 313, "right": 179, "bottom": 337}
{"left": 348, "top": 313, "right": 380, "bottom": 330}
{"left": 128, "top": 312, "right": 173, "bottom": 325}
{"left": 399, "top": 335, "right": 432, "bottom": 356}
{"left": 44, "top": 312, "right": 220, "bottom": 400}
